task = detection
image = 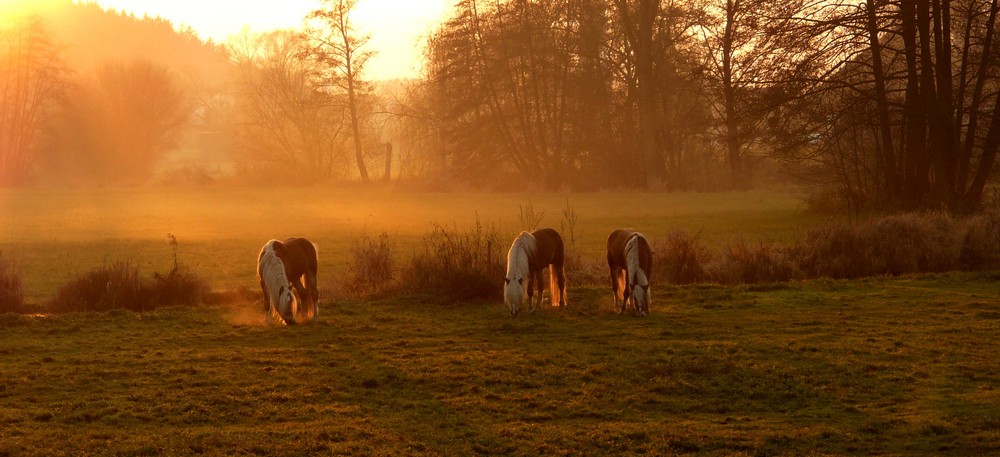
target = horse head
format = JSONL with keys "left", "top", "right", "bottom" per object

{"left": 276, "top": 284, "right": 296, "bottom": 325}
{"left": 504, "top": 276, "right": 525, "bottom": 317}
{"left": 631, "top": 270, "right": 650, "bottom": 317}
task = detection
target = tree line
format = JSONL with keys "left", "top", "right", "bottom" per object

{"left": 402, "top": 0, "right": 1000, "bottom": 210}
{"left": 2, "top": 0, "right": 999, "bottom": 211}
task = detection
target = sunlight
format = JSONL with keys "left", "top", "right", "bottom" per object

{"left": 85, "top": 0, "right": 452, "bottom": 80}
{"left": 0, "top": 0, "right": 59, "bottom": 24}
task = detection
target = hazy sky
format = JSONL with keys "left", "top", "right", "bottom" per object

{"left": 1, "top": 0, "right": 452, "bottom": 80}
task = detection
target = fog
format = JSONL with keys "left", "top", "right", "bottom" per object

{"left": 2, "top": 0, "right": 999, "bottom": 212}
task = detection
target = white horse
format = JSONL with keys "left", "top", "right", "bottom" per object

{"left": 607, "top": 229, "right": 652, "bottom": 317}
{"left": 257, "top": 240, "right": 296, "bottom": 325}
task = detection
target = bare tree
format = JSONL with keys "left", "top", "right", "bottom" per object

{"left": 223, "top": 30, "right": 345, "bottom": 181}
{"left": 698, "top": 0, "right": 802, "bottom": 189}
{"left": 0, "top": 18, "right": 66, "bottom": 186}
{"left": 777, "top": 0, "right": 1000, "bottom": 210}
{"left": 613, "top": 0, "right": 666, "bottom": 187}
{"left": 308, "top": 0, "right": 374, "bottom": 182}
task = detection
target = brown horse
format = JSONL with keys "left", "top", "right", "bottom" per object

{"left": 267, "top": 237, "right": 319, "bottom": 321}
{"left": 504, "top": 228, "right": 567, "bottom": 316}
{"left": 607, "top": 229, "right": 652, "bottom": 316}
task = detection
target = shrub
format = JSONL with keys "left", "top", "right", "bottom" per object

{"left": 797, "top": 212, "right": 989, "bottom": 279}
{"left": 150, "top": 234, "right": 208, "bottom": 307}
{"left": 797, "top": 223, "right": 874, "bottom": 279}
{"left": 0, "top": 251, "right": 24, "bottom": 313}
{"left": 653, "top": 231, "right": 712, "bottom": 285}
{"left": 866, "top": 212, "right": 962, "bottom": 275}
{"left": 346, "top": 232, "right": 394, "bottom": 296}
{"left": 150, "top": 265, "right": 209, "bottom": 308}
{"left": 518, "top": 201, "right": 545, "bottom": 231}
{"left": 49, "top": 235, "right": 208, "bottom": 312}
{"left": 50, "top": 260, "right": 144, "bottom": 312}
{"left": 961, "top": 211, "right": 1000, "bottom": 269}
{"left": 710, "top": 239, "right": 801, "bottom": 285}
{"left": 400, "top": 218, "right": 505, "bottom": 302}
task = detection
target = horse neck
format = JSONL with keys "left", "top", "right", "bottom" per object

{"left": 625, "top": 234, "right": 648, "bottom": 285}
{"left": 507, "top": 235, "right": 534, "bottom": 277}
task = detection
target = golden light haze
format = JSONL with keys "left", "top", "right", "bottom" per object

{"left": 0, "top": 0, "right": 451, "bottom": 80}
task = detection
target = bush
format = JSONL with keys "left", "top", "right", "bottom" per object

{"left": 50, "top": 260, "right": 144, "bottom": 312}
{"left": 0, "top": 251, "right": 24, "bottom": 313}
{"left": 867, "top": 212, "right": 962, "bottom": 275}
{"left": 710, "top": 239, "right": 801, "bottom": 285}
{"left": 346, "top": 232, "right": 394, "bottom": 296}
{"left": 49, "top": 235, "right": 208, "bottom": 312}
{"left": 150, "top": 264, "right": 209, "bottom": 308}
{"left": 961, "top": 211, "right": 1000, "bottom": 269}
{"left": 400, "top": 218, "right": 505, "bottom": 302}
{"left": 647, "top": 211, "right": 999, "bottom": 287}
{"left": 653, "top": 231, "right": 712, "bottom": 285}
{"left": 797, "top": 222, "right": 873, "bottom": 279}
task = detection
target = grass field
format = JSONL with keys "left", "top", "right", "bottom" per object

{"left": 2, "top": 187, "right": 998, "bottom": 455}
{"left": 0, "top": 186, "right": 820, "bottom": 304}
{"left": 2, "top": 273, "right": 999, "bottom": 455}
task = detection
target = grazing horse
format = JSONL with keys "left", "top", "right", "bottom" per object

{"left": 607, "top": 229, "right": 652, "bottom": 317}
{"left": 258, "top": 240, "right": 296, "bottom": 325}
{"left": 257, "top": 238, "right": 320, "bottom": 324}
{"left": 273, "top": 237, "right": 320, "bottom": 321}
{"left": 504, "top": 228, "right": 567, "bottom": 316}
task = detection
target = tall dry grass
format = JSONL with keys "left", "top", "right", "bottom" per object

{"left": 646, "top": 211, "right": 1000, "bottom": 286}
{"left": 400, "top": 218, "right": 506, "bottom": 302}
{"left": 49, "top": 236, "right": 208, "bottom": 312}
{"left": 345, "top": 232, "right": 394, "bottom": 296}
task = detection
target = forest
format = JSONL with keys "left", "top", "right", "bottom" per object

{"left": 2, "top": 0, "right": 1000, "bottom": 211}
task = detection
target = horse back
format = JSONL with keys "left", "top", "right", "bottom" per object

{"left": 529, "top": 228, "right": 564, "bottom": 269}
{"left": 277, "top": 237, "right": 319, "bottom": 277}
{"left": 608, "top": 228, "right": 652, "bottom": 272}
{"left": 633, "top": 234, "right": 653, "bottom": 279}
{"left": 607, "top": 229, "right": 635, "bottom": 268}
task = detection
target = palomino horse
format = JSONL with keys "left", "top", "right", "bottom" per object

{"left": 504, "top": 228, "right": 567, "bottom": 316}
{"left": 607, "top": 229, "right": 652, "bottom": 317}
{"left": 258, "top": 240, "right": 296, "bottom": 325}
{"left": 257, "top": 238, "right": 319, "bottom": 324}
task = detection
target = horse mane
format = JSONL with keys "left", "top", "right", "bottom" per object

{"left": 625, "top": 233, "right": 649, "bottom": 287}
{"left": 258, "top": 240, "right": 292, "bottom": 313}
{"left": 507, "top": 231, "right": 536, "bottom": 279}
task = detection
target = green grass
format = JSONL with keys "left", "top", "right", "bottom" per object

{"left": 0, "top": 186, "right": 820, "bottom": 303}
{"left": 2, "top": 272, "right": 999, "bottom": 455}
{"left": 1, "top": 187, "right": 999, "bottom": 454}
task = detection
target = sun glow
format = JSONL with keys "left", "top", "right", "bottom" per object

{"left": 83, "top": 0, "right": 451, "bottom": 80}
{"left": 0, "top": 0, "right": 60, "bottom": 23}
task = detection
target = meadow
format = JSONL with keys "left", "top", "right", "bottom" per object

{"left": 0, "top": 186, "right": 819, "bottom": 304}
{"left": 1, "top": 187, "right": 998, "bottom": 455}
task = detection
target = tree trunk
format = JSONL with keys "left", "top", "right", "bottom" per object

{"left": 722, "top": 0, "right": 746, "bottom": 189}
{"left": 635, "top": 0, "right": 664, "bottom": 187}
{"left": 864, "top": 0, "right": 898, "bottom": 198}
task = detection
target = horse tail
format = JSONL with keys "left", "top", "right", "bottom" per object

{"left": 309, "top": 241, "right": 319, "bottom": 304}
{"left": 551, "top": 231, "right": 566, "bottom": 307}
{"left": 550, "top": 261, "right": 566, "bottom": 307}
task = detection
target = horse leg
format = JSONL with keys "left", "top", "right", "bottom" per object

{"left": 307, "top": 271, "right": 319, "bottom": 319}
{"left": 535, "top": 269, "right": 545, "bottom": 309}
{"left": 554, "top": 261, "right": 567, "bottom": 307}
{"left": 526, "top": 270, "right": 536, "bottom": 313}
{"left": 290, "top": 275, "right": 310, "bottom": 321}
{"left": 609, "top": 263, "right": 621, "bottom": 310}
{"left": 620, "top": 276, "right": 631, "bottom": 315}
